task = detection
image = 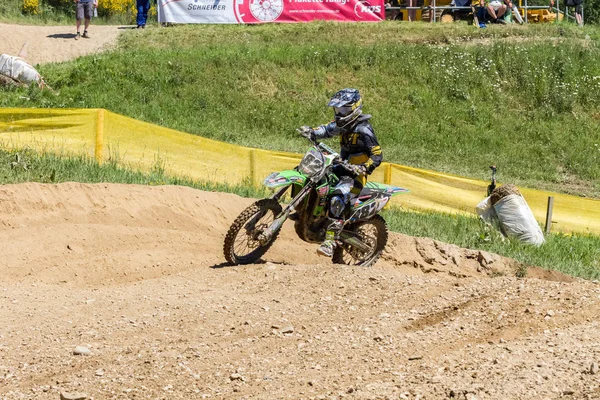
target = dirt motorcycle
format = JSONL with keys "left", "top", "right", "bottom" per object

{"left": 223, "top": 133, "right": 409, "bottom": 267}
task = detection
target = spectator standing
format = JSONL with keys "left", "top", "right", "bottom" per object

{"left": 551, "top": 0, "right": 583, "bottom": 26}
{"left": 406, "top": 0, "right": 416, "bottom": 21}
{"left": 74, "top": 0, "right": 98, "bottom": 40}
{"left": 137, "top": 0, "right": 151, "bottom": 29}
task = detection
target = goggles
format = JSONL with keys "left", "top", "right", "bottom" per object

{"left": 334, "top": 106, "right": 354, "bottom": 117}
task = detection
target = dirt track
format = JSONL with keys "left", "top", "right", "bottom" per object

{"left": 1, "top": 182, "right": 599, "bottom": 400}
{"left": 0, "top": 23, "right": 121, "bottom": 66}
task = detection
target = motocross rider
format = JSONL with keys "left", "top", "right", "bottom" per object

{"left": 299, "top": 88, "right": 383, "bottom": 257}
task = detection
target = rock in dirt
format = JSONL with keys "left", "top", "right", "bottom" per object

{"left": 73, "top": 346, "right": 91, "bottom": 356}
{"left": 60, "top": 392, "right": 87, "bottom": 400}
{"left": 230, "top": 373, "right": 246, "bottom": 381}
{"left": 281, "top": 326, "right": 294, "bottom": 334}
{"left": 477, "top": 250, "right": 497, "bottom": 268}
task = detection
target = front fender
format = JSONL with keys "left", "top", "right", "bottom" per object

{"left": 264, "top": 170, "right": 307, "bottom": 189}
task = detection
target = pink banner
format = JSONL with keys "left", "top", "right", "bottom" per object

{"left": 158, "top": 0, "right": 384, "bottom": 24}
{"left": 234, "top": 0, "right": 384, "bottom": 23}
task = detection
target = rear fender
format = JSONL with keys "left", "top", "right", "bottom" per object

{"left": 364, "top": 182, "right": 410, "bottom": 197}
{"left": 348, "top": 196, "right": 390, "bottom": 222}
{"left": 347, "top": 182, "right": 409, "bottom": 222}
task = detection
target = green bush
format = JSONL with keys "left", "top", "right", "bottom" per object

{"left": 47, "top": 0, "right": 74, "bottom": 15}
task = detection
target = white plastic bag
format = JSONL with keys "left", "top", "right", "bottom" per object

{"left": 476, "top": 196, "right": 497, "bottom": 224}
{"left": 0, "top": 54, "right": 41, "bottom": 85}
{"left": 493, "top": 194, "right": 545, "bottom": 246}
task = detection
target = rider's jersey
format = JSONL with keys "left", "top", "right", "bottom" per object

{"left": 313, "top": 114, "right": 383, "bottom": 176}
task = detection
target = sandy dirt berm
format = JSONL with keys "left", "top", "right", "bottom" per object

{"left": 1, "top": 24, "right": 600, "bottom": 400}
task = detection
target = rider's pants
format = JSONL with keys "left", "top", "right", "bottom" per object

{"left": 325, "top": 174, "right": 363, "bottom": 240}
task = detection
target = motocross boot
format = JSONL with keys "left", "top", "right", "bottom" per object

{"left": 317, "top": 218, "right": 343, "bottom": 257}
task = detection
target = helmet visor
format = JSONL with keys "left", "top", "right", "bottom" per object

{"left": 334, "top": 106, "right": 354, "bottom": 118}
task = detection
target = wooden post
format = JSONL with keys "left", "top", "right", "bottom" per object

{"left": 95, "top": 109, "right": 105, "bottom": 164}
{"left": 384, "top": 163, "right": 392, "bottom": 185}
{"left": 249, "top": 149, "right": 256, "bottom": 184}
{"left": 545, "top": 196, "right": 554, "bottom": 234}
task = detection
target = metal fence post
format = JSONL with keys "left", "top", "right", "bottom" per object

{"left": 545, "top": 196, "right": 554, "bottom": 234}
{"left": 95, "top": 108, "right": 105, "bottom": 164}
{"left": 524, "top": 0, "right": 528, "bottom": 23}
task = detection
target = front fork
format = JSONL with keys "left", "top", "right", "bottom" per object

{"left": 243, "top": 185, "right": 290, "bottom": 234}
{"left": 257, "top": 183, "right": 313, "bottom": 245}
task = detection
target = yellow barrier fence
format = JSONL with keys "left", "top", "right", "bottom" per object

{"left": 1, "top": 107, "right": 599, "bottom": 235}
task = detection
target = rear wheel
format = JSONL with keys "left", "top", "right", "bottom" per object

{"left": 333, "top": 214, "right": 388, "bottom": 268}
{"left": 223, "top": 199, "right": 282, "bottom": 265}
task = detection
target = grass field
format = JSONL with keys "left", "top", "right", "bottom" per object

{"left": 1, "top": 22, "right": 600, "bottom": 197}
{"left": 1, "top": 21, "right": 599, "bottom": 279}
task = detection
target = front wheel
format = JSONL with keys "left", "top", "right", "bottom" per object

{"left": 223, "top": 199, "right": 282, "bottom": 265}
{"left": 333, "top": 214, "right": 388, "bottom": 268}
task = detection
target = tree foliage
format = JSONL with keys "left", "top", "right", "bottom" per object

{"left": 583, "top": 0, "right": 600, "bottom": 24}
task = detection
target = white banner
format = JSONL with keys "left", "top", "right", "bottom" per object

{"left": 159, "top": 0, "right": 237, "bottom": 23}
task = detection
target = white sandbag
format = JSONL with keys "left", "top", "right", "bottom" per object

{"left": 476, "top": 196, "right": 498, "bottom": 224}
{"left": 0, "top": 54, "right": 41, "bottom": 85}
{"left": 493, "top": 194, "right": 545, "bottom": 246}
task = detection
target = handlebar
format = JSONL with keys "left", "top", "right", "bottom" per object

{"left": 333, "top": 158, "right": 360, "bottom": 175}
{"left": 297, "top": 128, "right": 322, "bottom": 151}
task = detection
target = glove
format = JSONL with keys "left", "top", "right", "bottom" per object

{"left": 345, "top": 163, "right": 367, "bottom": 176}
{"left": 297, "top": 126, "right": 315, "bottom": 140}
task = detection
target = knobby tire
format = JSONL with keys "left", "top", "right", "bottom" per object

{"left": 332, "top": 214, "right": 388, "bottom": 268}
{"left": 223, "top": 199, "right": 282, "bottom": 265}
